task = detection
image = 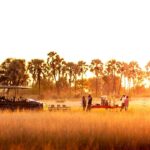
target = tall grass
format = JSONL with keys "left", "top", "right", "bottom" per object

{"left": 0, "top": 108, "right": 150, "bottom": 150}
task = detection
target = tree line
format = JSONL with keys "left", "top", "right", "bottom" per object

{"left": 0, "top": 51, "right": 150, "bottom": 98}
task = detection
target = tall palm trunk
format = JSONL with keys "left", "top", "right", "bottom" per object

{"left": 118, "top": 74, "right": 123, "bottom": 96}
{"left": 38, "top": 73, "right": 41, "bottom": 96}
{"left": 112, "top": 70, "right": 116, "bottom": 96}
{"left": 100, "top": 77, "right": 102, "bottom": 96}
{"left": 95, "top": 77, "right": 98, "bottom": 97}
{"left": 74, "top": 79, "right": 77, "bottom": 96}
{"left": 124, "top": 76, "right": 126, "bottom": 93}
{"left": 128, "top": 78, "right": 131, "bottom": 95}
{"left": 81, "top": 73, "right": 83, "bottom": 96}
{"left": 69, "top": 79, "right": 72, "bottom": 97}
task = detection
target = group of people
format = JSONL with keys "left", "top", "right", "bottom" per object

{"left": 120, "top": 95, "right": 129, "bottom": 111}
{"left": 81, "top": 94, "right": 129, "bottom": 111}
{"left": 0, "top": 96, "right": 26, "bottom": 102}
{"left": 81, "top": 95, "right": 92, "bottom": 111}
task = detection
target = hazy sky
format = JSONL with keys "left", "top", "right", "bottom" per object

{"left": 0, "top": 0, "right": 150, "bottom": 68}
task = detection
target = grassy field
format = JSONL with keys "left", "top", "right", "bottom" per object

{"left": 0, "top": 102, "right": 150, "bottom": 150}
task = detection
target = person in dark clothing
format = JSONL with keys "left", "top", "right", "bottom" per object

{"left": 81, "top": 96, "right": 86, "bottom": 111}
{"left": 124, "top": 96, "right": 129, "bottom": 111}
{"left": 120, "top": 95, "right": 126, "bottom": 111}
{"left": 87, "top": 94, "right": 92, "bottom": 111}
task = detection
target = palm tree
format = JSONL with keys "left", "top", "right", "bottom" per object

{"left": 116, "top": 61, "right": 129, "bottom": 96}
{"left": 128, "top": 61, "right": 141, "bottom": 95}
{"left": 47, "top": 51, "right": 58, "bottom": 83}
{"left": 77, "top": 61, "right": 88, "bottom": 95}
{"left": 28, "top": 59, "right": 46, "bottom": 95}
{"left": 145, "top": 61, "right": 150, "bottom": 86}
{"left": 90, "top": 59, "right": 103, "bottom": 97}
{"left": 72, "top": 63, "right": 80, "bottom": 96}
{"left": 122, "top": 62, "right": 129, "bottom": 91}
{"left": 105, "top": 59, "right": 118, "bottom": 96}
{"left": 66, "top": 62, "right": 75, "bottom": 96}
{"left": 47, "top": 51, "right": 66, "bottom": 95}
{"left": 136, "top": 70, "right": 145, "bottom": 87}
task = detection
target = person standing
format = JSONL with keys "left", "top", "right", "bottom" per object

{"left": 81, "top": 96, "right": 86, "bottom": 111}
{"left": 87, "top": 94, "right": 92, "bottom": 111}
{"left": 124, "top": 96, "right": 129, "bottom": 111}
{"left": 120, "top": 95, "right": 126, "bottom": 111}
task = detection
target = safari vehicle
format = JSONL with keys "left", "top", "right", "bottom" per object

{"left": 91, "top": 95, "right": 121, "bottom": 109}
{"left": 0, "top": 97, "right": 43, "bottom": 111}
{"left": 0, "top": 85, "right": 43, "bottom": 111}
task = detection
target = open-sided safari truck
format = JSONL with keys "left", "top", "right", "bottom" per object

{"left": 0, "top": 85, "right": 43, "bottom": 111}
{"left": 91, "top": 96, "right": 121, "bottom": 109}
